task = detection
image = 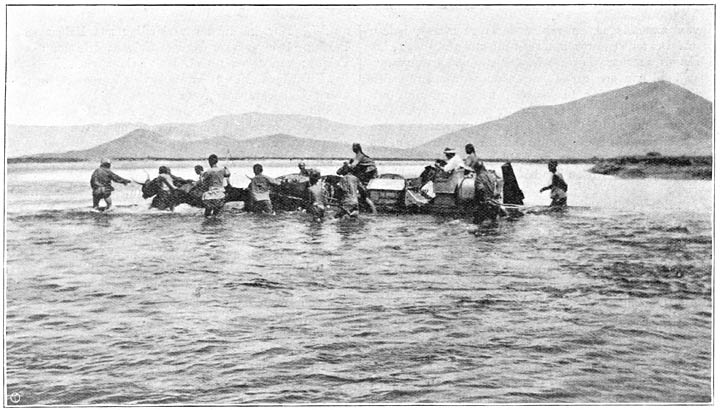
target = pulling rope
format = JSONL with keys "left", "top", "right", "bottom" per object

{"left": 224, "top": 150, "right": 232, "bottom": 186}
{"left": 489, "top": 199, "right": 525, "bottom": 209}
{"left": 322, "top": 185, "right": 340, "bottom": 206}
{"left": 274, "top": 192, "right": 306, "bottom": 202}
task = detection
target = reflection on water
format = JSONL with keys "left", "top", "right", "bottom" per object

{"left": 4, "top": 161, "right": 713, "bottom": 405}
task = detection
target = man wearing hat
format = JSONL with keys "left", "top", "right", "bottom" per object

{"left": 440, "top": 147, "right": 465, "bottom": 174}
{"left": 90, "top": 158, "right": 131, "bottom": 210}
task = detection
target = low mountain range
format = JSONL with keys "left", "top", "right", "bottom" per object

{"left": 7, "top": 122, "right": 144, "bottom": 158}
{"left": 56, "top": 130, "right": 417, "bottom": 160}
{"left": 7, "top": 113, "right": 470, "bottom": 157}
{"left": 10, "top": 80, "right": 712, "bottom": 160}
{"left": 150, "top": 113, "right": 471, "bottom": 149}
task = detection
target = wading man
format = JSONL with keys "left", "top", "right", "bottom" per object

{"left": 90, "top": 158, "right": 131, "bottom": 211}
{"left": 248, "top": 163, "right": 280, "bottom": 214}
{"left": 473, "top": 161, "right": 500, "bottom": 225}
{"left": 540, "top": 160, "right": 568, "bottom": 209}
{"left": 306, "top": 170, "right": 325, "bottom": 221}
{"left": 201, "top": 154, "right": 231, "bottom": 218}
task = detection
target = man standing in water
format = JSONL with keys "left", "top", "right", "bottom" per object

{"left": 200, "top": 154, "right": 231, "bottom": 218}
{"left": 540, "top": 160, "right": 568, "bottom": 208}
{"left": 305, "top": 170, "right": 325, "bottom": 221}
{"left": 336, "top": 172, "right": 363, "bottom": 218}
{"left": 90, "top": 158, "right": 131, "bottom": 211}
{"left": 336, "top": 162, "right": 377, "bottom": 215}
{"left": 187, "top": 165, "right": 206, "bottom": 206}
{"left": 473, "top": 161, "right": 500, "bottom": 224}
{"left": 155, "top": 166, "right": 179, "bottom": 211}
{"left": 248, "top": 163, "right": 280, "bottom": 214}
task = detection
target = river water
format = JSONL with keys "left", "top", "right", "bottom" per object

{"left": 5, "top": 160, "right": 713, "bottom": 404}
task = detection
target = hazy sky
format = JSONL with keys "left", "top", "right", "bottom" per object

{"left": 6, "top": 5, "right": 714, "bottom": 126}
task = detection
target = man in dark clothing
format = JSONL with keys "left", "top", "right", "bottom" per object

{"left": 501, "top": 162, "right": 524, "bottom": 205}
{"left": 473, "top": 162, "right": 500, "bottom": 225}
{"left": 464, "top": 143, "right": 480, "bottom": 170}
{"left": 188, "top": 165, "right": 206, "bottom": 204}
{"left": 155, "top": 166, "right": 178, "bottom": 211}
{"left": 90, "top": 158, "right": 131, "bottom": 210}
{"left": 347, "top": 143, "right": 378, "bottom": 184}
{"left": 298, "top": 161, "right": 310, "bottom": 177}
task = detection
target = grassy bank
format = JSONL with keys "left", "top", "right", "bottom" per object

{"left": 590, "top": 155, "right": 712, "bottom": 180}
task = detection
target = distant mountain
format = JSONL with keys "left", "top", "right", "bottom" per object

{"left": 149, "top": 113, "right": 470, "bottom": 149}
{"left": 7, "top": 113, "right": 469, "bottom": 156}
{"left": 53, "top": 129, "right": 419, "bottom": 159}
{"left": 11, "top": 81, "right": 710, "bottom": 160}
{"left": 6, "top": 122, "right": 146, "bottom": 157}
{"left": 418, "top": 81, "right": 712, "bottom": 158}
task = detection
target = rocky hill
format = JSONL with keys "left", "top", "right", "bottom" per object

{"left": 417, "top": 81, "right": 712, "bottom": 158}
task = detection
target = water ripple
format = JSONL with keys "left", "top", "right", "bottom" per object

{"left": 5, "top": 196, "right": 711, "bottom": 405}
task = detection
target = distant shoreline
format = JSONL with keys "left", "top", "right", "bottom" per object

{"left": 9, "top": 156, "right": 709, "bottom": 165}
{"left": 590, "top": 155, "right": 712, "bottom": 180}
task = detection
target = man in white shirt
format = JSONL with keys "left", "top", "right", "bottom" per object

{"left": 441, "top": 147, "right": 466, "bottom": 174}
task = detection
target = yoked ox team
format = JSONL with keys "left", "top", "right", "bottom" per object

{"left": 89, "top": 142, "right": 568, "bottom": 220}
